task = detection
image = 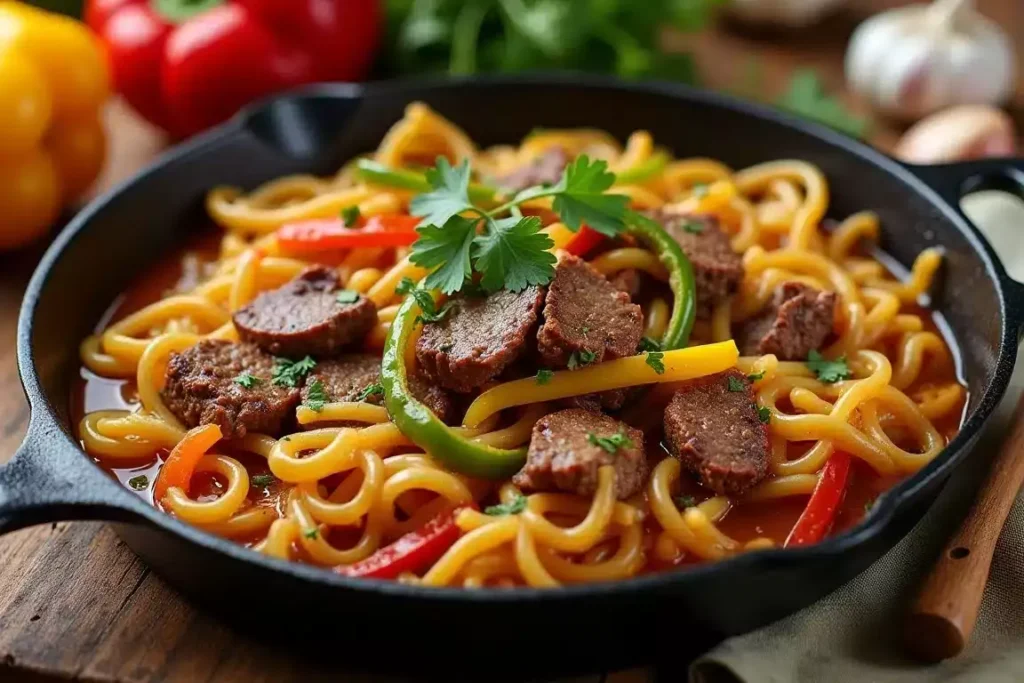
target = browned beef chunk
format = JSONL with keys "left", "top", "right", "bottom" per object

{"left": 738, "top": 282, "right": 836, "bottom": 360}
{"left": 648, "top": 210, "right": 743, "bottom": 317}
{"left": 304, "top": 354, "right": 457, "bottom": 424}
{"left": 536, "top": 255, "right": 643, "bottom": 411}
{"left": 232, "top": 266, "right": 377, "bottom": 358}
{"left": 416, "top": 287, "right": 545, "bottom": 393}
{"left": 162, "top": 339, "right": 300, "bottom": 439}
{"left": 514, "top": 409, "right": 647, "bottom": 499}
{"left": 663, "top": 369, "right": 769, "bottom": 495}
{"left": 609, "top": 268, "right": 642, "bottom": 300}
{"left": 494, "top": 147, "right": 569, "bottom": 192}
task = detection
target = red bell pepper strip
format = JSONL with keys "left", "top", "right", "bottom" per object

{"left": 276, "top": 215, "right": 420, "bottom": 252}
{"left": 85, "top": 0, "right": 381, "bottom": 138}
{"left": 784, "top": 451, "right": 852, "bottom": 548}
{"left": 336, "top": 504, "right": 476, "bottom": 580}
{"left": 564, "top": 225, "right": 605, "bottom": 257}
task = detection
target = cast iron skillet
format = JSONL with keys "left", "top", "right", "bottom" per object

{"left": 3, "top": 76, "right": 1024, "bottom": 674}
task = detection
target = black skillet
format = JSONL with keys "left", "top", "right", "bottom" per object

{"left": 3, "top": 76, "right": 1024, "bottom": 676}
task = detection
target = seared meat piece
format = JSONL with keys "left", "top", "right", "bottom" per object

{"left": 162, "top": 340, "right": 300, "bottom": 439}
{"left": 663, "top": 369, "right": 769, "bottom": 496}
{"left": 304, "top": 354, "right": 457, "bottom": 424}
{"left": 416, "top": 287, "right": 545, "bottom": 393}
{"left": 737, "top": 282, "right": 837, "bottom": 361}
{"left": 537, "top": 254, "right": 643, "bottom": 411}
{"left": 609, "top": 268, "right": 642, "bottom": 300}
{"left": 494, "top": 147, "right": 569, "bottom": 192}
{"left": 647, "top": 210, "right": 743, "bottom": 318}
{"left": 233, "top": 266, "right": 377, "bottom": 358}
{"left": 514, "top": 409, "right": 647, "bottom": 499}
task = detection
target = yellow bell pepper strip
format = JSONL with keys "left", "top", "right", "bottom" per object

{"left": 462, "top": 340, "right": 739, "bottom": 429}
{"left": 0, "top": 2, "right": 109, "bottom": 249}
{"left": 381, "top": 293, "right": 529, "bottom": 480}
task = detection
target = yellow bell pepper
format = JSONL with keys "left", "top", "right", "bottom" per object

{"left": 0, "top": 2, "right": 109, "bottom": 249}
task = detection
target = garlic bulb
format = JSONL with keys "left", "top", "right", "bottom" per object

{"left": 727, "top": 0, "right": 848, "bottom": 27}
{"left": 895, "top": 104, "right": 1017, "bottom": 164}
{"left": 845, "top": 0, "right": 1016, "bottom": 120}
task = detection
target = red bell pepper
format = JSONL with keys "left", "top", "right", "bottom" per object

{"left": 85, "top": 0, "right": 380, "bottom": 138}
{"left": 565, "top": 225, "right": 605, "bottom": 257}
{"left": 336, "top": 504, "right": 475, "bottom": 580}
{"left": 784, "top": 451, "right": 852, "bottom": 548}
{"left": 277, "top": 214, "right": 420, "bottom": 252}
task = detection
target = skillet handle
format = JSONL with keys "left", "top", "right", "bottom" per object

{"left": 0, "top": 417, "right": 139, "bottom": 535}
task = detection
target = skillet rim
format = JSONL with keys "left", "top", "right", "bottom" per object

{"left": 16, "top": 73, "right": 1021, "bottom": 603}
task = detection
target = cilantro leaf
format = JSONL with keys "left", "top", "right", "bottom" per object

{"left": 341, "top": 205, "right": 361, "bottom": 226}
{"left": 485, "top": 495, "right": 528, "bottom": 516}
{"left": 536, "top": 369, "right": 554, "bottom": 385}
{"left": 748, "top": 370, "right": 765, "bottom": 382}
{"left": 127, "top": 475, "right": 149, "bottom": 491}
{"left": 357, "top": 383, "right": 384, "bottom": 402}
{"left": 645, "top": 351, "right": 665, "bottom": 374}
{"left": 251, "top": 473, "right": 276, "bottom": 488}
{"left": 567, "top": 348, "right": 597, "bottom": 370}
{"left": 587, "top": 429, "right": 635, "bottom": 454}
{"left": 395, "top": 276, "right": 416, "bottom": 296}
{"left": 271, "top": 356, "right": 316, "bottom": 388}
{"left": 233, "top": 373, "right": 261, "bottom": 389}
{"left": 410, "top": 288, "right": 453, "bottom": 324}
{"left": 472, "top": 216, "right": 556, "bottom": 293}
{"left": 757, "top": 405, "right": 771, "bottom": 424}
{"left": 806, "top": 350, "right": 852, "bottom": 384}
{"left": 410, "top": 214, "right": 477, "bottom": 294}
{"left": 303, "top": 527, "right": 319, "bottom": 540}
{"left": 550, "top": 156, "right": 629, "bottom": 236}
{"left": 777, "top": 70, "right": 870, "bottom": 139}
{"left": 683, "top": 220, "right": 704, "bottom": 234}
{"left": 335, "top": 290, "right": 359, "bottom": 304}
{"left": 674, "top": 494, "right": 696, "bottom": 509}
{"left": 304, "top": 379, "right": 328, "bottom": 412}
{"left": 410, "top": 157, "right": 474, "bottom": 227}
{"left": 638, "top": 336, "right": 661, "bottom": 352}
{"left": 727, "top": 375, "right": 745, "bottom": 392}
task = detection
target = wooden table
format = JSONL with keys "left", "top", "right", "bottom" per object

{"left": 1, "top": 2, "right": 1021, "bottom": 681}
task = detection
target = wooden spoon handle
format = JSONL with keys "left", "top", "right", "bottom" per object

{"left": 905, "top": 391, "right": 1024, "bottom": 662}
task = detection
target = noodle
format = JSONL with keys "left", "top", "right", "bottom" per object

{"left": 75, "top": 102, "right": 964, "bottom": 588}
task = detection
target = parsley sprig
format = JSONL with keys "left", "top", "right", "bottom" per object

{"left": 485, "top": 495, "right": 528, "bottom": 516}
{"left": 409, "top": 155, "right": 632, "bottom": 295}
{"left": 587, "top": 429, "right": 635, "bottom": 455}
{"left": 356, "top": 383, "right": 384, "bottom": 402}
{"left": 806, "top": 350, "right": 852, "bottom": 384}
{"left": 271, "top": 356, "right": 317, "bottom": 388}
{"left": 304, "top": 379, "right": 328, "bottom": 412}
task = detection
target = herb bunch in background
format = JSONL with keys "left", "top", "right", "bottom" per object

{"left": 383, "top": 0, "right": 728, "bottom": 83}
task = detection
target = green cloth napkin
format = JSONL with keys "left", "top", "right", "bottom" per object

{"left": 692, "top": 191, "right": 1024, "bottom": 683}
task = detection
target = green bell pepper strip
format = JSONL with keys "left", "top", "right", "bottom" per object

{"left": 355, "top": 160, "right": 496, "bottom": 204}
{"left": 614, "top": 150, "right": 671, "bottom": 186}
{"left": 380, "top": 213, "right": 695, "bottom": 480}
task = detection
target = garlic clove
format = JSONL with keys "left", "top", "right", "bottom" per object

{"left": 894, "top": 104, "right": 1018, "bottom": 164}
{"left": 845, "top": 0, "right": 1017, "bottom": 121}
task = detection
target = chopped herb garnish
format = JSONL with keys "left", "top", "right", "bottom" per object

{"left": 747, "top": 370, "right": 765, "bottom": 382}
{"left": 806, "top": 350, "right": 851, "bottom": 384}
{"left": 251, "top": 474, "right": 275, "bottom": 488}
{"left": 683, "top": 220, "right": 705, "bottom": 234}
{"left": 356, "top": 383, "right": 384, "bottom": 402}
{"left": 674, "top": 494, "right": 696, "bottom": 509}
{"left": 757, "top": 405, "right": 771, "bottom": 424}
{"left": 536, "top": 369, "right": 554, "bottom": 385}
{"left": 439, "top": 343, "right": 454, "bottom": 352}
{"left": 282, "top": 436, "right": 291, "bottom": 442}
{"left": 409, "top": 155, "right": 629, "bottom": 295}
{"left": 303, "top": 527, "right": 319, "bottom": 540}
{"left": 395, "top": 276, "right": 416, "bottom": 296}
{"left": 638, "top": 336, "right": 662, "bottom": 352}
{"left": 727, "top": 375, "right": 746, "bottom": 392}
{"left": 341, "top": 205, "right": 361, "bottom": 226}
{"left": 335, "top": 290, "right": 359, "bottom": 304}
{"left": 645, "top": 351, "right": 665, "bottom": 374}
{"left": 271, "top": 356, "right": 317, "bottom": 388}
{"left": 304, "top": 379, "right": 328, "bottom": 412}
{"left": 581, "top": 326, "right": 590, "bottom": 334}
{"left": 484, "top": 495, "right": 528, "bottom": 516}
{"left": 410, "top": 287, "right": 453, "bottom": 325}
{"left": 567, "top": 349, "right": 597, "bottom": 370}
{"left": 127, "top": 475, "right": 149, "bottom": 491}
{"left": 692, "top": 183, "right": 708, "bottom": 198}
{"left": 587, "top": 428, "right": 635, "bottom": 454}
{"left": 233, "top": 373, "right": 261, "bottom": 389}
